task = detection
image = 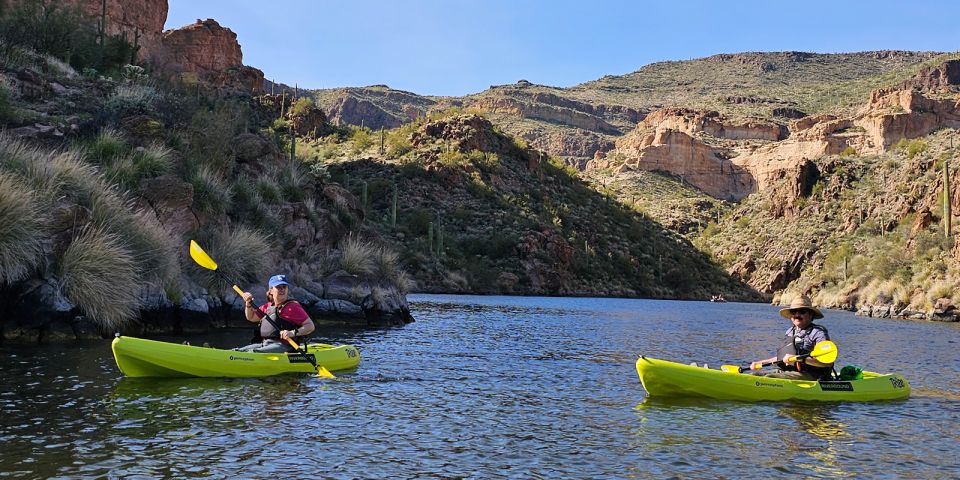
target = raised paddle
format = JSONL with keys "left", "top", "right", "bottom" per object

{"left": 188, "top": 240, "right": 335, "bottom": 379}
{"left": 720, "top": 340, "right": 838, "bottom": 374}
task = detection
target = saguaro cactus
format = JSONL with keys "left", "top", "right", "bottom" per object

{"left": 945, "top": 160, "right": 952, "bottom": 237}
{"left": 390, "top": 184, "right": 397, "bottom": 228}
{"left": 361, "top": 181, "right": 368, "bottom": 210}
{"left": 428, "top": 221, "right": 434, "bottom": 255}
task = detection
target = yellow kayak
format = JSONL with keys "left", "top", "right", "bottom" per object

{"left": 636, "top": 355, "right": 910, "bottom": 402}
{"left": 112, "top": 335, "right": 360, "bottom": 378}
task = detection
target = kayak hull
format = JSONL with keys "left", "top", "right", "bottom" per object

{"left": 112, "top": 336, "right": 360, "bottom": 378}
{"left": 636, "top": 356, "right": 910, "bottom": 402}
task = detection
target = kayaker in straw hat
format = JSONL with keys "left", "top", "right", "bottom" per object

{"left": 235, "top": 274, "right": 315, "bottom": 353}
{"left": 750, "top": 295, "right": 834, "bottom": 380}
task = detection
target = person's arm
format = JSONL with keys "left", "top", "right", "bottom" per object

{"left": 278, "top": 303, "right": 314, "bottom": 340}
{"left": 750, "top": 356, "right": 778, "bottom": 370}
{"left": 281, "top": 317, "right": 315, "bottom": 340}
{"left": 240, "top": 291, "right": 264, "bottom": 323}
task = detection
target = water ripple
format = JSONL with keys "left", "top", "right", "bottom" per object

{"left": 1, "top": 295, "right": 959, "bottom": 478}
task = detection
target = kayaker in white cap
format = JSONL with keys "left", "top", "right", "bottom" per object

{"left": 235, "top": 274, "right": 316, "bottom": 353}
{"left": 749, "top": 295, "right": 834, "bottom": 380}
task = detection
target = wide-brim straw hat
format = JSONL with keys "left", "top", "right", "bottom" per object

{"left": 779, "top": 295, "right": 824, "bottom": 319}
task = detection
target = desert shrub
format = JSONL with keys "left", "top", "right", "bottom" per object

{"left": 288, "top": 97, "right": 314, "bottom": 117}
{"left": 438, "top": 150, "right": 467, "bottom": 168}
{"left": 59, "top": 226, "right": 141, "bottom": 328}
{"left": 385, "top": 130, "right": 413, "bottom": 158}
{"left": 187, "top": 164, "right": 230, "bottom": 215}
{"left": 103, "top": 84, "right": 161, "bottom": 119}
{"left": 0, "top": 173, "right": 46, "bottom": 284}
{"left": 85, "top": 128, "right": 128, "bottom": 163}
{"left": 839, "top": 146, "right": 857, "bottom": 157}
{"left": 404, "top": 208, "right": 434, "bottom": 235}
{"left": 89, "top": 190, "right": 178, "bottom": 285}
{"left": 0, "top": 80, "right": 16, "bottom": 123}
{"left": 906, "top": 139, "right": 928, "bottom": 159}
{"left": 339, "top": 236, "right": 376, "bottom": 276}
{"left": 256, "top": 176, "right": 283, "bottom": 205}
{"left": 372, "top": 246, "right": 400, "bottom": 283}
{"left": 104, "top": 143, "right": 173, "bottom": 190}
{"left": 349, "top": 127, "right": 373, "bottom": 154}
{"left": 187, "top": 103, "right": 249, "bottom": 172}
{"left": 277, "top": 159, "right": 307, "bottom": 202}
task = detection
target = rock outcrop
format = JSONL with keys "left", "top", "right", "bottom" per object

{"left": 594, "top": 74, "right": 960, "bottom": 203}
{"left": 159, "top": 19, "right": 263, "bottom": 93}
{"left": 5, "top": 2, "right": 262, "bottom": 93}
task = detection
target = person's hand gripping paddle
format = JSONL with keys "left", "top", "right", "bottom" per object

{"left": 189, "top": 240, "right": 335, "bottom": 378}
{"left": 720, "top": 340, "right": 838, "bottom": 374}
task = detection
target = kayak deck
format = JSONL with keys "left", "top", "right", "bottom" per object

{"left": 112, "top": 336, "right": 360, "bottom": 378}
{"left": 636, "top": 355, "right": 910, "bottom": 402}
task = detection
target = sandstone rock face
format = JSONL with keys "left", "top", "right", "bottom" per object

{"left": 636, "top": 108, "right": 786, "bottom": 142}
{"left": 10, "top": 0, "right": 169, "bottom": 62}
{"left": 899, "top": 59, "right": 960, "bottom": 91}
{"left": 855, "top": 88, "right": 960, "bottom": 151}
{"left": 160, "top": 19, "right": 264, "bottom": 92}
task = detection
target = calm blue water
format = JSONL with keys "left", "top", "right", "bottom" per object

{"left": 1, "top": 295, "right": 958, "bottom": 478}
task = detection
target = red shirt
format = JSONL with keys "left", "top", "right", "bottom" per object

{"left": 256, "top": 301, "right": 310, "bottom": 326}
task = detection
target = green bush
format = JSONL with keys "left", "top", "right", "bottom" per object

{"left": 288, "top": 97, "right": 314, "bottom": 117}
{"left": 86, "top": 128, "right": 127, "bottom": 163}
{"left": 350, "top": 127, "right": 373, "bottom": 154}
{"left": 103, "top": 84, "right": 161, "bottom": 119}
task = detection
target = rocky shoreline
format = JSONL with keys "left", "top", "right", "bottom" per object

{"left": 855, "top": 302, "right": 960, "bottom": 322}
{"left": 3, "top": 272, "right": 413, "bottom": 344}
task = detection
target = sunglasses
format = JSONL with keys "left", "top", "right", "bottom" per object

{"left": 790, "top": 309, "right": 810, "bottom": 317}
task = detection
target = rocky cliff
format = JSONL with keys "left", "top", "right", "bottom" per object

{"left": 159, "top": 19, "right": 263, "bottom": 93}
{"left": 6, "top": 0, "right": 265, "bottom": 93}
{"left": 590, "top": 60, "right": 960, "bottom": 202}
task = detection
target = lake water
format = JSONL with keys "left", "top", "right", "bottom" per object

{"left": 1, "top": 295, "right": 958, "bottom": 478}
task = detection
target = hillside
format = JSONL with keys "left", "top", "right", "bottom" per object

{"left": 298, "top": 113, "right": 758, "bottom": 300}
{"left": 310, "top": 51, "right": 948, "bottom": 165}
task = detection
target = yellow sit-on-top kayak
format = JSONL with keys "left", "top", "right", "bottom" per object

{"left": 112, "top": 336, "right": 360, "bottom": 378}
{"left": 636, "top": 356, "right": 910, "bottom": 402}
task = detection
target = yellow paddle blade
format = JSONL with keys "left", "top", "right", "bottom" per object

{"left": 317, "top": 366, "right": 335, "bottom": 379}
{"left": 810, "top": 340, "right": 838, "bottom": 363}
{"left": 189, "top": 240, "right": 219, "bottom": 271}
{"left": 720, "top": 365, "right": 741, "bottom": 373}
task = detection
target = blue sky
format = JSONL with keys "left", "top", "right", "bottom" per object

{"left": 166, "top": 1, "right": 960, "bottom": 97}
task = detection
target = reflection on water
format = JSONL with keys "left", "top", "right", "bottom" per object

{"left": 1, "top": 295, "right": 959, "bottom": 478}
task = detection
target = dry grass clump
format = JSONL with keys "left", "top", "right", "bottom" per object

{"left": 58, "top": 226, "right": 141, "bottom": 329}
{"left": 0, "top": 172, "right": 46, "bottom": 284}
{"left": 187, "top": 164, "right": 231, "bottom": 215}
{"left": 339, "top": 236, "right": 376, "bottom": 276}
